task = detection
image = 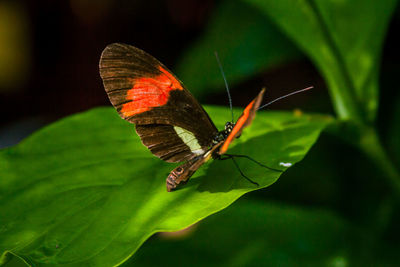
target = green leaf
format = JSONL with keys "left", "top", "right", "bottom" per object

{"left": 127, "top": 200, "right": 361, "bottom": 266}
{"left": 244, "top": 0, "right": 398, "bottom": 122}
{"left": 176, "top": 0, "right": 300, "bottom": 98}
{"left": 0, "top": 107, "right": 331, "bottom": 266}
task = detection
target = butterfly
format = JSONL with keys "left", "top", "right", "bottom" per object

{"left": 100, "top": 43, "right": 274, "bottom": 191}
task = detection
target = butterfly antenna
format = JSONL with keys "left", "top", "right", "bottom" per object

{"left": 214, "top": 51, "right": 234, "bottom": 122}
{"left": 258, "top": 86, "right": 313, "bottom": 110}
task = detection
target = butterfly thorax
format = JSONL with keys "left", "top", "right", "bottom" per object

{"left": 212, "top": 122, "right": 235, "bottom": 145}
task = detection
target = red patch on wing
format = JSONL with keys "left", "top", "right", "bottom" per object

{"left": 120, "top": 66, "right": 184, "bottom": 117}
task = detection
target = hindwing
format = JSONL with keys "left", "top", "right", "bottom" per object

{"left": 219, "top": 89, "right": 265, "bottom": 155}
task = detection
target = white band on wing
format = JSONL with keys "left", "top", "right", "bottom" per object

{"left": 173, "top": 126, "right": 205, "bottom": 155}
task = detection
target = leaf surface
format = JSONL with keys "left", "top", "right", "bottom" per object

{"left": 127, "top": 200, "right": 360, "bottom": 266}
{"left": 0, "top": 107, "right": 331, "bottom": 266}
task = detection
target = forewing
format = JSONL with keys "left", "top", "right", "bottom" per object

{"left": 99, "top": 43, "right": 218, "bottom": 162}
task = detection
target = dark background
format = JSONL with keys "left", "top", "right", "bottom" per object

{"left": 0, "top": 0, "right": 334, "bottom": 144}
{"left": 1, "top": 0, "right": 398, "bottom": 145}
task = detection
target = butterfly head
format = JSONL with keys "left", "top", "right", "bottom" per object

{"left": 212, "top": 121, "right": 238, "bottom": 145}
{"left": 224, "top": 121, "right": 234, "bottom": 133}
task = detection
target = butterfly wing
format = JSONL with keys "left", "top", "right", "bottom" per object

{"left": 100, "top": 43, "right": 218, "bottom": 162}
{"left": 166, "top": 140, "right": 223, "bottom": 191}
{"left": 219, "top": 89, "right": 265, "bottom": 155}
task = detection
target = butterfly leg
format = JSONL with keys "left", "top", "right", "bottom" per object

{"left": 230, "top": 157, "right": 259, "bottom": 186}
{"left": 224, "top": 153, "right": 283, "bottom": 172}
{"left": 218, "top": 154, "right": 259, "bottom": 186}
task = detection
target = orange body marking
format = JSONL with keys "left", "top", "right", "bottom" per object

{"left": 219, "top": 99, "right": 255, "bottom": 154}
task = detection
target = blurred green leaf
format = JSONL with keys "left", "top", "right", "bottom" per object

{"left": 176, "top": 0, "right": 300, "bottom": 97}
{"left": 127, "top": 200, "right": 360, "bottom": 266}
{"left": 0, "top": 107, "right": 331, "bottom": 266}
{"left": 244, "top": 0, "right": 398, "bottom": 122}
